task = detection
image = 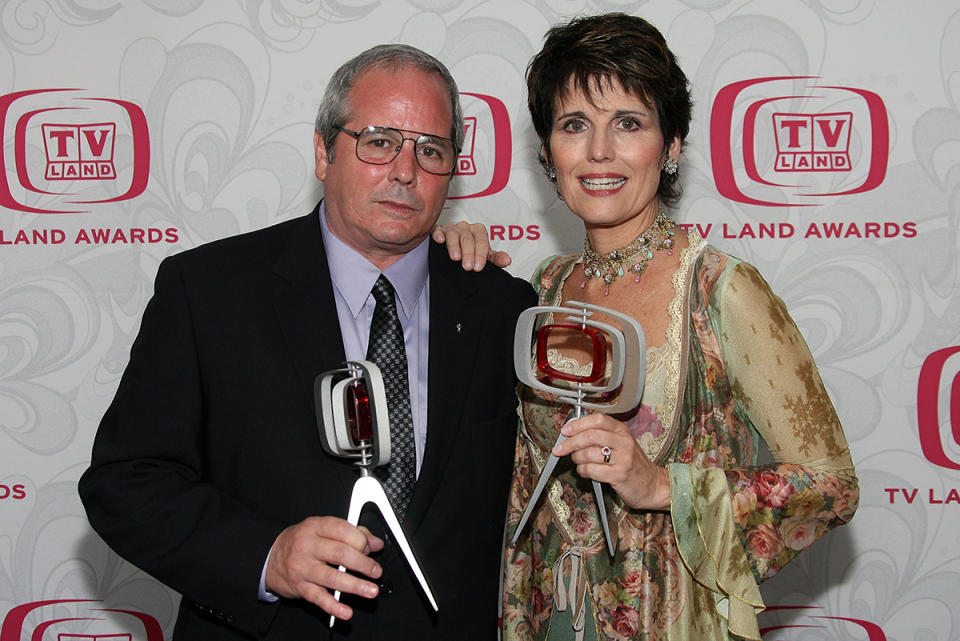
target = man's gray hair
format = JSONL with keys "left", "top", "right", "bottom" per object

{"left": 315, "top": 44, "right": 464, "bottom": 162}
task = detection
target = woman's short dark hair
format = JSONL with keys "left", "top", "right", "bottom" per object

{"left": 526, "top": 13, "right": 692, "bottom": 205}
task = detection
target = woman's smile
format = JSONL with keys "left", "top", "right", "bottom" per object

{"left": 579, "top": 174, "right": 627, "bottom": 193}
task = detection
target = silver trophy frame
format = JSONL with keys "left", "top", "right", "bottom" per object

{"left": 512, "top": 301, "right": 646, "bottom": 555}
{"left": 315, "top": 360, "right": 437, "bottom": 626}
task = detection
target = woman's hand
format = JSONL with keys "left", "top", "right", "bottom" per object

{"left": 432, "top": 221, "right": 512, "bottom": 271}
{"left": 553, "top": 413, "right": 672, "bottom": 511}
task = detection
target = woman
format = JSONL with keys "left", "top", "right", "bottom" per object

{"left": 438, "top": 13, "right": 858, "bottom": 641}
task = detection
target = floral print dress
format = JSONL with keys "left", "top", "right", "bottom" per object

{"left": 501, "top": 235, "right": 859, "bottom": 641}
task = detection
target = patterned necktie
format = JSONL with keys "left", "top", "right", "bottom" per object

{"left": 366, "top": 275, "right": 416, "bottom": 520}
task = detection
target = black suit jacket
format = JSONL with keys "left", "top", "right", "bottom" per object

{"left": 79, "top": 206, "right": 535, "bottom": 640}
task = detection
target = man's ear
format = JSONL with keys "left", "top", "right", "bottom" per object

{"left": 314, "top": 130, "right": 330, "bottom": 181}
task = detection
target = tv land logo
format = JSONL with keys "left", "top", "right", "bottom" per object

{"left": 760, "top": 606, "right": 888, "bottom": 640}
{"left": 448, "top": 92, "right": 510, "bottom": 200}
{"left": 0, "top": 89, "right": 149, "bottom": 214}
{"left": 917, "top": 346, "right": 960, "bottom": 470}
{"left": 457, "top": 116, "right": 478, "bottom": 176}
{"left": 1, "top": 600, "right": 162, "bottom": 641}
{"left": 711, "top": 77, "right": 888, "bottom": 207}
{"left": 772, "top": 112, "right": 851, "bottom": 172}
{"left": 42, "top": 122, "right": 117, "bottom": 181}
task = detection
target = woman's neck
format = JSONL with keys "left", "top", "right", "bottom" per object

{"left": 583, "top": 203, "right": 663, "bottom": 254}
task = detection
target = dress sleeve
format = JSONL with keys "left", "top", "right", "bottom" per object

{"left": 674, "top": 258, "right": 859, "bottom": 565}
{"left": 717, "top": 260, "right": 858, "bottom": 569}
{"left": 529, "top": 254, "right": 566, "bottom": 298}
{"left": 668, "top": 259, "right": 858, "bottom": 639}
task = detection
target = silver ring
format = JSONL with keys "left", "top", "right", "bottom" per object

{"left": 601, "top": 445, "right": 612, "bottom": 464}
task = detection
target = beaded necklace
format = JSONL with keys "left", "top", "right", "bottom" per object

{"left": 580, "top": 210, "right": 675, "bottom": 295}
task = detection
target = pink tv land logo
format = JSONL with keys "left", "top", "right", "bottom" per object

{"left": 457, "top": 116, "right": 478, "bottom": 176}
{"left": 761, "top": 606, "right": 888, "bottom": 640}
{"left": 0, "top": 89, "right": 149, "bottom": 214}
{"left": 42, "top": 122, "right": 117, "bottom": 180}
{"left": 711, "top": 77, "right": 888, "bottom": 206}
{"left": 1, "top": 599, "right": 162, "bottom": 641}
{"left": 917, "top": 346, "right": 960, "bottom": 470}
{"left": 772, "top": 112, "right": 851, "bottom": 172}
{"left": 448, "top": 92, "right": 510, "bottom": 200}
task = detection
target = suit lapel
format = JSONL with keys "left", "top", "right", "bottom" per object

{"left": 403, "top": 243, "right": 481, "bottom": 534}
{"left": 270, "top": 207, "right": 356, "bottom": 496}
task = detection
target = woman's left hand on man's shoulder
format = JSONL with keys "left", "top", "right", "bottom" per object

{"left": 432, "top": 221, "right": 512, "bottom": 271}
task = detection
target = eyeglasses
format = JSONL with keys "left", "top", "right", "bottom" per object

{"left": 337, "top": 125, "right": 460, "bottom": 176}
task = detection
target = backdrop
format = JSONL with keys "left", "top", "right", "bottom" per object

{"left": 2, "top": 1, "right": 958, "bottom": 640}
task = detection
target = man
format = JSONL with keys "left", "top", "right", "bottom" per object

{"left": 79, "top": 44, "right": 534, "bottom": 640}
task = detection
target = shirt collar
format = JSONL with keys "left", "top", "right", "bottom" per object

{"left": 320, "top": 202, "right": 429, "bottom": 320}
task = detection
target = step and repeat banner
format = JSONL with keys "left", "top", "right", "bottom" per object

{"left": 2, "top": 1, "right": 958, "bottom": 639}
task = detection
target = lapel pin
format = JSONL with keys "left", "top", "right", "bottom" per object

{"left": 456, "top": 322, "right": 462, "bottom": 333}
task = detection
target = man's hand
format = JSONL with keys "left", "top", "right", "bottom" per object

{"left": 265, "top": 516, "right": 384, "bottom": 621}
{"left": 432, "top": 221, "right": 512, "bottom": 271}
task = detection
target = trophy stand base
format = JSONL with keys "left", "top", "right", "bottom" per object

{"left": 330, "top": 475, "right": 438, "bottom": 627}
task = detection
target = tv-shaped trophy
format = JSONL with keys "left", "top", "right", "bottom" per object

{"left": 315, "top": 360, "right": 437, "bottom": 626}
{"left": 512, "top": 302, "right": 646, "bottom": 556}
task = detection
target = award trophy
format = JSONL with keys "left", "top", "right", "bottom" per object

{"left": 315, "top": 360, "right": 437, "bottom": 626}
{"left": 512, "top": 302, "right": 646, "bottom": 555}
